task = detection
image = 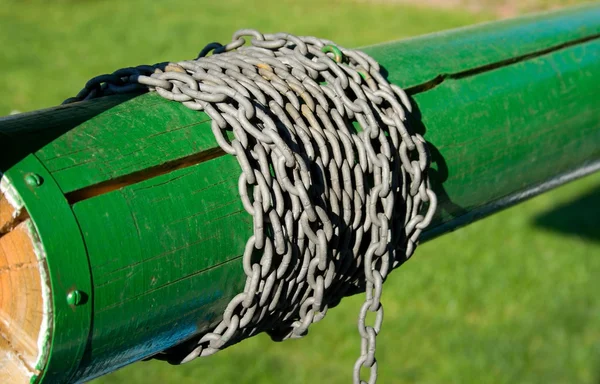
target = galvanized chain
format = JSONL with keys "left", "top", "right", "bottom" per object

{"left": 65, "top": 29, "right": 437, "bottom": 383}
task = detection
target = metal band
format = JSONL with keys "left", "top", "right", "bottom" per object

{"left": 5, "top": 154, "right": 93, "bottom": 384}
{"left": 66, "top": 30, "right": 437, "bottom": 383}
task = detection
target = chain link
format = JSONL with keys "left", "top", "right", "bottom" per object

{"left": 65, "top": 30, "right": 437, "bottom": 383}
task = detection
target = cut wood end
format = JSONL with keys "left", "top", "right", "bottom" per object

{"left": 0, "top": 177, "right": 50, "bottom": 383}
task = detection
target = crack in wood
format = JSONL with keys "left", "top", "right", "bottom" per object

{"left": 64, "top": 146, "right": 226, "bottom": 204}
{"left": 0, "top": 209, "right": 30, "bottom": 240}
{"left": 0, "top": 329, "right": 36, "bottom": 375}
{"left": 406, "top": 32, "right": 600, "bottom": 94}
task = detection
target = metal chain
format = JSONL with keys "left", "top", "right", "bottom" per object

{"left": 65, "top": 29, "right": 437, "bottom": 383}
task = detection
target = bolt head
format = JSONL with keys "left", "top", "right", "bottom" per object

{"left": 24, "top": 173, "right": 43, "bottom": 187}
{"left": 67, "top": 290, "right": 83, "bottom": 306}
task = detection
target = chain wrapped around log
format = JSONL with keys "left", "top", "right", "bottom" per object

{"left": 0, "top": 4, "right": 599, "bottom": 383}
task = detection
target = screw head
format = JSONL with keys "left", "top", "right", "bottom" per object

{"left": 24, "top": 173, "right": 43, "bottom": 187}
{"left": 67, "top": 290, "right": 83, "bottom": 306}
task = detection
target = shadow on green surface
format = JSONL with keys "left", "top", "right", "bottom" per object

{"left": 534, "top": 183, "right": 600, "bottom": 242}
{"left": 0, "top": 94, "right": 140, "bottom": 173}
{"left": 406, "top": 96, "right": 469, "bottom": 221}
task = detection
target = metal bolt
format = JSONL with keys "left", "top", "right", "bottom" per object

{"left": 67, "top": 290, "right": 83, "bottom": 306}
{"left": 24, "top": 173, "right": 43, "bottom": 187}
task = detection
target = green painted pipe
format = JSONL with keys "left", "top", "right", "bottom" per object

{"left": 0, "top": 4, "right": 598, "bottom": 383}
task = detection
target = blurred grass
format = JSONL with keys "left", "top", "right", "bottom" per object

{"left": 0, "top": 0, "right": 598, "bottom": 383}
{"left": 360, "top": 0, "right": 595, "bottom": 18}
{"left": 0, "top": 0, "right": 488, "bottom": 116}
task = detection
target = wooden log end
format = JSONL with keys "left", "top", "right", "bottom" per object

{"left": 0, "top": 175, "right": 50, "bottom": 383}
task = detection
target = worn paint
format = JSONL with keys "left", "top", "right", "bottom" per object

{"left": 0, "top": 4, "right": 598, "bottom": 383}
{"left": 35, "top": 96, "right": 215, "bottom": 193}
{"left": 24, "top": 220, "right": 52, "bottom": 384}
{"left": 71, "top": 154, "right": 250, "bottom": 381}
{"left": 0, "top": 174, "right": 40, "bottom": 384}
{"left": 0, "top": 174, "right": 52, "bottom": 383}
{"left": 0, "top": 174, "right": 25, "bottom": 221}
{"left": 412, "top": 39, "right": 600, "bottom": 230}
{"left": 3, "top": 156, "right": 93, "bottom": 384}
{"left": 361, "top": 3, "right": 600, "bottom": 89}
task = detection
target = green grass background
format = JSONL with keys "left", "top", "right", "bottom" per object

{"left": 1, "top": 0, "right": 598, "bottom": 383}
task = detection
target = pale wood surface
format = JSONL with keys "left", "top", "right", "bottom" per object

{"left": 0, "top": 190, "right": 43, "bottom": 383}
{"left": 0, "top": 339, "right": 31, "bottom": 384}
{"left": 0, "top": 196, "right": 14, "bottom": 231}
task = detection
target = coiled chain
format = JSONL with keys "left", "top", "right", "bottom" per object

{"left": 65, "top": 29, "right": 437, "bottom": 383}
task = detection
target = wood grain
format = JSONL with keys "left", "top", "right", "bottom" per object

{"left": 0, "top": 191, "right": 43, "bottom": 383}
{"left": 0, "top": 195, "right": 13, "bottom": 231}
{"left": 0, "top": 5, "right": 598, "bottom": 382}
{"left": 0, "top": 338, "right": 31, "bottom": 384}
{"left": 0, "top": 196, "right": 29, "bottom": 237}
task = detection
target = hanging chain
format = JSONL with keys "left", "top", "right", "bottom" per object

{"left": 65, "top": 29, "right": 437, "bottom": 383}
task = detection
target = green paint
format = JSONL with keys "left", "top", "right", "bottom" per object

{"left": 0, "top": 5, "right": 598, "bottom": 383}
{"left": 361, "top": 3, "right": 600, "bottom": 89}
{"left": 24, "top": 173, "right": 44, "bottom": 187}
{"left": 321, "top": 45, "right": 344, "bottom": 63}
{"left": 71, "top": 155, "right": 250, "bottom": 381}
{"left": 4, "top": 155, "right": 92, "bottom": 384}
{"left": 35, "top": 95, "right": 213, "bottom": 193}
{"left": 0, "top": 94, "right": 139, "bottom": 173}
{"left": 417, "top": 38, "right": 600, "bottom": 233}
{"left": 67, "top": 290, "right": 84, "bottom": 307}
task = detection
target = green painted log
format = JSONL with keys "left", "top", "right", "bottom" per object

{"left": 0, "top": 4, "right": 598, "bottom": 383}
